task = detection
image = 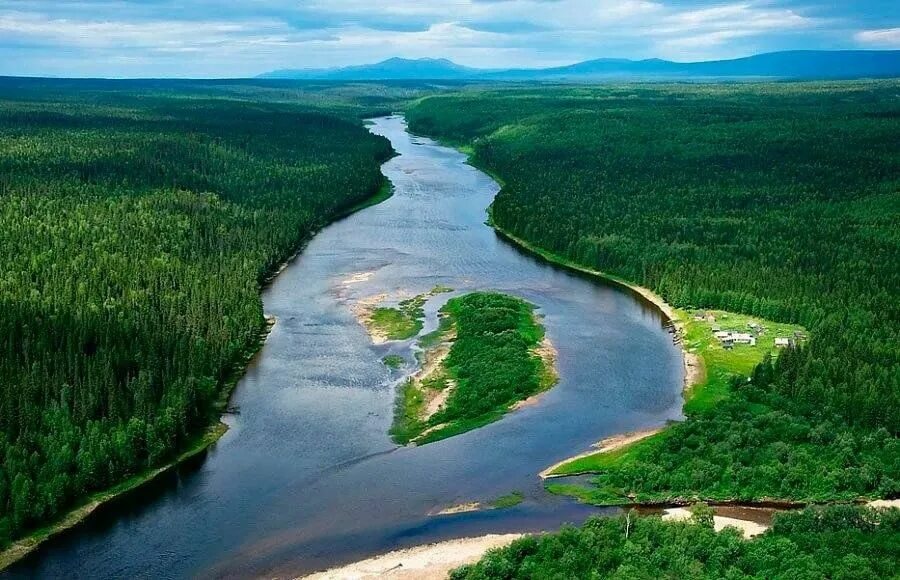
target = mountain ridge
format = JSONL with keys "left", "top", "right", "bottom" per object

{"left": 259, "top": 50, "right": 900, "bottom": 81}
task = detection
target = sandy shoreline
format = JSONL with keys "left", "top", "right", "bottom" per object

{"left": 301, "top": 534, "right": 523, "bottom": 580}
{"left": 539, "top": 428, "right": 662, "bottom": 479}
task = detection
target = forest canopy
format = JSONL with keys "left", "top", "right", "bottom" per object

{"left": 407, "top": 81, "right": 900, "bottom": 501}
{"left": 0, "top": 83, "right": 394, "bottom": 545}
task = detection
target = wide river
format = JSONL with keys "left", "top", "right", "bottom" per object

{"left": 9, "top": 116, "right": 684, "bottom": 578}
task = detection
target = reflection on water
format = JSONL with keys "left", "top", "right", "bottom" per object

{"left": 9, "top": 117, "right": 684, "bottom": 579}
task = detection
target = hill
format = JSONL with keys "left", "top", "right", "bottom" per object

{"left": 259, "top": 50, "right": 900, "bottom": 81}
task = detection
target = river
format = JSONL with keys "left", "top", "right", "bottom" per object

{"left": 7, "top": 116, "right": 684, "bottom": 578}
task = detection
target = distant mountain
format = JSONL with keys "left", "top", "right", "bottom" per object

{"left": 259, "top": 51, "right": 900, "bottom": 81}
{"left": 259, "top": 57, "right": 481, "bottom": 80}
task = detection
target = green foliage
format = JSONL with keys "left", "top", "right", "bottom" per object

{"left": 452, "top": 506, "right": 900, "bottom": 579}
{"left": 391, "top": 292, "right": 553, "bottom": 445}
{"left": 552, "top": 375, "right": 900, "bottom": 504}
{"left": 423, "top": 292, "right": 550, "bottom": 442}
{"left": 389, "top": 379, "right": 426, "bottom": 445}
{"left": 407, "top": 81, "right": 900, "bottom": 433}
{"left": 407, "top": 81, "right": 900, "bottom": 503}
{"left": 381, "top": 355, "right": 406, "bottom": 369}
{"left": 370, "top": 297, "right": 426, "bottom": 341}
{"left": 0, "top": 87, "right": 393, "bottom": 546}
{"left": 491, "top": 491, "right": 524, "bottom": 509}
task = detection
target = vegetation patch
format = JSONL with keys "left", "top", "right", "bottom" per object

{"left": 549, "top": 308, "right": 805, "bottom": 477}
{"left": 358, "top": 285, "right": 452, "bottom": 343}
{"left": 490, "top": 491, "right": 524, "bottom": 509}
{"left": 452, "top": 505, "right": 900, "bottom": 579}
{"left": 407, "top": 82, "right": 899, "bottom": 506}
{"left": 381, "top": 354, "right": 405, "bottom": 369}
{"left": 391, "top": 292, "right": 557, "bottom": 445}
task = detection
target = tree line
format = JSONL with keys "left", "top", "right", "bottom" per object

{"left": 453, "top": 505, "right": 899, "bottom": 579}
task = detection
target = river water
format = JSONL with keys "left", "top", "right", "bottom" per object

{"left": 8, "top": 116, "right": 684, "bottom": 578}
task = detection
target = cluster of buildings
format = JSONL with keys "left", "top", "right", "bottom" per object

{"left": 694, "top": 311, "right": 799, "bottom": 350}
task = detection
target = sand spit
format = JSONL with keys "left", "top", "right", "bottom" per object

{"left": 342, "top": 271, "right": 376, "bottom": 286}
{"left": 301, "top": 534, "right": 523, "bottom": 580}
{"left": 429, "top": 502, "right": 482, "bottom": 516}
{"left": 539, "top": 428, "right": 662, "bottom": 479}
{"left": 415, "top": 332, "right": 457, "bottom": 422}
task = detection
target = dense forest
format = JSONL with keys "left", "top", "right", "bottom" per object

{"left": 407, "top": 81, "right": 900, "bottom": 500}
{"left": 452, "top": 505, "right": 900, "bottom": 579}
{"left": 0, "top": 83, "right": 394, "bottom": 545}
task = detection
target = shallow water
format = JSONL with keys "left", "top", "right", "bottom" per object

{"left": 8, "top": 116, "right": 684, "bottom": 579}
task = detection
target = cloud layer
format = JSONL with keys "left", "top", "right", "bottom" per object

{"left": 0, "top": 0, "right": 897, "bottom": 77}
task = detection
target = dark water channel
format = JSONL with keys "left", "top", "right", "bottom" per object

{"left": 9, "top": 116, "right": 684, "bottom": 578}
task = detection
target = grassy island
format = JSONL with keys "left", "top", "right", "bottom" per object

{"left": 391, "top": 292, "right": 557, "bottom": 445}
{"left": 357, "top": 286, "right": 452, "bottom": 343}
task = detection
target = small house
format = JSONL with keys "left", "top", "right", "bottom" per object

{"left": 731, "top": 333, "right": 756, "bottom": 346}
{"left": 775, "top": 337, "right": 791, "bottom": 348}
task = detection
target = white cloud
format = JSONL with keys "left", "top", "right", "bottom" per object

{"left": 855, "top": 27, "right": 900, "bottom": 47}
{"left": 0, "top": 0, "right": 880, "bottom": 76}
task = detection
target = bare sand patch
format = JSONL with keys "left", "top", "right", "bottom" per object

{"left": 301, "top": 534, "right": 523, "bottom": 580}
{"left": 868, "top": 499, "right": 900, "bottom": 509}
{"left": 351, "top": 293, "right": 390, "bottom": 344}
{"left": 424, "top": 383, "right": 453, "bottom": 420}
{"left": 684, "top": 351, "right": 704, "bottom": 392}
{"left": 429, "top": 502, "right": 482, "bottom": 516}
{"left": 662, "top": 507, "right": 768, "bottom": 538}
{"left": 341, "top": 271, "right": 376, "bottom": 286}
{"left": 539, "top": 428, "right": 662, "bottom": 479}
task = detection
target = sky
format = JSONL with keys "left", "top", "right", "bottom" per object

{"left": 0, "top": 0, "right": 898, "bottom": 78}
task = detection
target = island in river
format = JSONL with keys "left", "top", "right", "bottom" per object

{"left": 385, "top": 291, "right": 558, "bottom": 445}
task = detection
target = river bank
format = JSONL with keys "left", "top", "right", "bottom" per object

{"left": 302, "top": 534, "right": 524, "bottom": 579}
{"left": 0, "top": 180, "right": 394, "bottom": 572}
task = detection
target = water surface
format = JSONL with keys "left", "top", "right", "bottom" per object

{"left": 9, "top": 116, "right": 684, "bottom": 578}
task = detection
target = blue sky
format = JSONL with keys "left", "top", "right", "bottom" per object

{"left": 0, "top": 0, "right": 897, "bottom": 77}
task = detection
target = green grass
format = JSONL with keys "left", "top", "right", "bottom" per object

{"left": 491, "top": 491, "right": 524, "bottom": 509}
{"left": 381, "top": 354, "right": 405, "bottom": 369}
{"left": 680, "top": 309, "right": 805, "bottom": 415}
{"left": 389, "top": 378, "right": 425, "bottom": 445}
{"left": 368, "top": 286, "right": 453, "bottom": 342}
{"left": 370, "top": 294, "right": 427, "bottom": 341}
